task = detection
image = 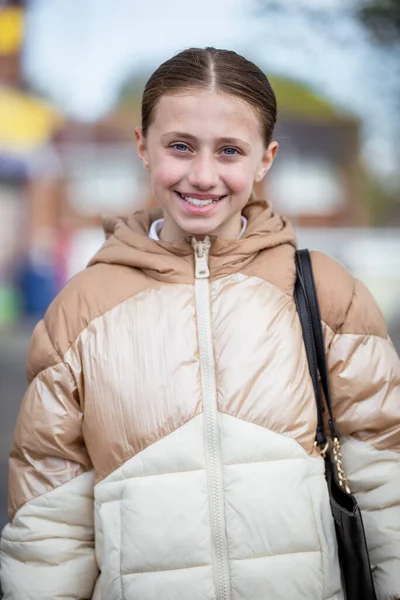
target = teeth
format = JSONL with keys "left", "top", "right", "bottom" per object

{"left": 186, "top": 197, "right": 213, "bottom": 206}
{"left": 179, "top": 193, "right": 221, "bottom": 206}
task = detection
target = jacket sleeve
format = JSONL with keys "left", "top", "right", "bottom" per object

{"left": 321, "top": 271, "right": 400, "bottom": 600}
{"left": 0, "top": 320, "right": 98, "bottom": 600}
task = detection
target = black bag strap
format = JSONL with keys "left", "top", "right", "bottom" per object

{"left": 294, "top": 249, "right": 340, "bottom": 447}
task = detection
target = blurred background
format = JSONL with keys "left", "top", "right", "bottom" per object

{"left": 0, "top": 0, "right": 399, "bottom": 552}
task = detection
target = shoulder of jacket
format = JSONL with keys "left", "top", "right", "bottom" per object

{"left": 41, "top": 262, "right": 157, "bottom": 363}
{"left": 309, "top": 250, "right": 387, "bottom": 338}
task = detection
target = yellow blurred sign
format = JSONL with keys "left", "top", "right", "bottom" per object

{"left": 0, "top": 86, "right": 64, "bottom": 151}
{"left": 0, "top": 7, "right": 24, "bottom": 55}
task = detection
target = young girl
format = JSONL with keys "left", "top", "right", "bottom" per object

{"left": 1, "top": 47, "right": 399, "bottom": 600}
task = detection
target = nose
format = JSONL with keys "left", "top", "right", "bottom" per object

{"left": 187, "top": 152, "right": 219, "bottom": 190}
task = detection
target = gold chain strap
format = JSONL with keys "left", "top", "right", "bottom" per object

{"left": 332, "top": 437, "right": 351, "bottom": 494}
{"left": 316, "top": 437, "right": 351, "bottom": 494}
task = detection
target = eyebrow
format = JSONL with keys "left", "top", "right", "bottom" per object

{"left": 160, "top": 131, "right": 252, "bottom": 151}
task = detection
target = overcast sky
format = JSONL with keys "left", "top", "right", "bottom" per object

{"left": 23, "top": 0, "right": 399, "bottom": 178}
{"left": 24, "top": 0, "right": 251, "bottom": 118}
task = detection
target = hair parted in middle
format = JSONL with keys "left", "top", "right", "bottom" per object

{"left": 141, "top": 47, "right": 277, "bottom": 147}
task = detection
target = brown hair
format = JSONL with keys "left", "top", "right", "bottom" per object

{"left": 141, "top": 47, "right": 277, "bottom": 146}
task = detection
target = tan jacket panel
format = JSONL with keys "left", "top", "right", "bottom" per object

{"left": 323, "top": 323, "right": 400, "bottom": 451}
{"left": 311, "top": 252, "right": 399, "bottom": 453}
{"left": 241, "top": 243, "right": 297, "bottom": 297}
{"left": 9, "top": 355, "right": 92, "bottom": 520}
{"left": 45, "top": 263, "right": 163, "bottom": 359}
{"left": 69, "top": 284, "right": 203, "bottom": 483}
{"left": 310, "top": 250, "right": 399, "bottom": 451}
{"left": 26, "top": 319, "right": 61, "bottom": 382}
{"left": 211, "top": 274, "right": 318, "bottom": 457}
{"left": 311, "top": 251, "right": 387, "bottom": 339}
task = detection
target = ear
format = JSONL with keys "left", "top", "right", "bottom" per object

{"left": 135, "top": 127, "right": 150, "bottom": 170}
{"left": 255, "top": 141, "right": 279, "bottom": 182}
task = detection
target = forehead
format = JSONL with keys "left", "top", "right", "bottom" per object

{"left": 150, "top": 89, "right": 263, "bottom": 141}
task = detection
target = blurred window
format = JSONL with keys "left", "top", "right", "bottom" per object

{"left": 64, "top": 143, "right": 141, "bottom": 215}
{"left": 269, "top": 155, "right": 344, "bottom": 214}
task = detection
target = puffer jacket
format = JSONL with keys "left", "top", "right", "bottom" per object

{"left": 1, "top": 200, "right": 399, "bottom": 600}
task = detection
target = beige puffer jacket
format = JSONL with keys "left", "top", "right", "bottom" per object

{"left": 1, "top": 200, "right": 399, "bottom": 600}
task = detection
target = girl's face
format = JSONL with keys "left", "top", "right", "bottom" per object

{"left": 135, "top": 89, "right": 278, "bottom": 242}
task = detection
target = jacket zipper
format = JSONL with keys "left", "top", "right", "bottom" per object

{"left": 192, "top": 238, "right": 232, "bottom": 600}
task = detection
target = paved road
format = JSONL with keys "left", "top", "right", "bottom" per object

{"left": 0, "top": 321, "right": 35, "bottom": 532}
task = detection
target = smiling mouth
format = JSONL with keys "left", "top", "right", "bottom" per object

{"left": 176, "top": 192, "right": 225, "bottom": 206}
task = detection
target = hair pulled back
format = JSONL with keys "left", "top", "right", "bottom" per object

{"left": 141, "top": 47, "right": 277, "bottom": 146}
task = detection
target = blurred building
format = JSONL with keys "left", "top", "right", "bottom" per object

{"left": 48, "top": 118, "right": 150, "bottom": 282}
{"left": 0, "top": 2, "right": 153, "bottom": 324}
{"left": 255, "top": 77, "right": 367, "bottom": 227}
{"left": 0, "top": 2, "right": 63, "bottom": 324}
{"left": 0, "top": 14, "right": 394, "bottom": 325}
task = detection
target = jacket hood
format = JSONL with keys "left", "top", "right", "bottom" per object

{"left": 89, "top": 200, "right": 297, "bottom": 283}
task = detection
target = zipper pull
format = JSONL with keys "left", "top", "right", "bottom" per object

{"left": 192, "top": 237, "right": 211, "bottom": 279}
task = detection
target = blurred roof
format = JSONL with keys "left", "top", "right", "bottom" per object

{"left": 52, "top": 119, "right": 133, "bottom": 146}
{"left": 269, "top": 76, "right": 354, "bottom": 122}
{"left": 119, "top": 72, "right": 356, "bottom": 125}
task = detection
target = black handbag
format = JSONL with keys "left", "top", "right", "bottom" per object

{"left": 294, "top": 249, "right": 377, "bottom": 600}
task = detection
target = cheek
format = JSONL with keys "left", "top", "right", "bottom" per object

{"left": 223, "top": 162, "right": 257, "bottom": 194}
{"left": 150, "top": 156, "right": 185, "bottom": 189}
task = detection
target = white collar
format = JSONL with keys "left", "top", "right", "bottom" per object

{"left": 149, "top": 215, "right": 248, "bottom": 241}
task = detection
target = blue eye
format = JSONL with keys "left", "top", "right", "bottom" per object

{"left": 172, "top": 143, "right": 189, "bottom": 152}
{"left": 222, "top": 147, "right": 238, "bottom": 156}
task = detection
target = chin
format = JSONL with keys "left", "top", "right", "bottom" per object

{"left": 179, "top": 217, "right": 220, "bottom": 237}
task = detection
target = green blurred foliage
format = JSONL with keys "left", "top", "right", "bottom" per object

{"left": 358, "top": 0, "right": 400, "bottom": 44}
{"left": 268, "top": 76, "right": 343, "bottom": 121}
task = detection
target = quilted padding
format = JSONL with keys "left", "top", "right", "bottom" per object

{"left": 94, "top": 414, "right": 343, "bottom": 600}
